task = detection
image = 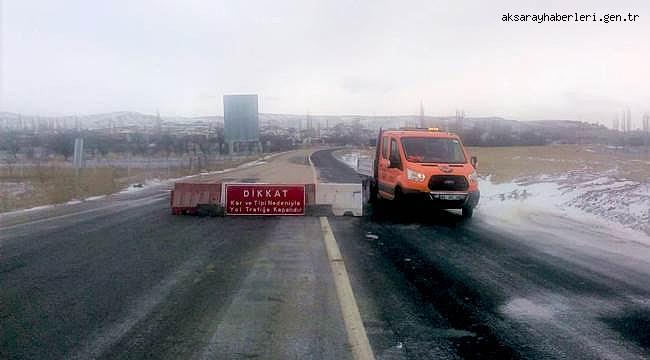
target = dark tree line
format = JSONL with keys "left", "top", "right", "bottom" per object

{"left": 0, "top": 128, "right": 308, "bottom": 161}
{"left": 0, "top": 130, "right": 231, "bottom": 161}
{"left": 459, "top": 127, "right": 546, "bottom": 146}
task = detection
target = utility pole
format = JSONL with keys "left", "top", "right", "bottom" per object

{"left": 621, "top": 109, "right": 627, "bottom": 152}
{"left": 73, "top": 137, "right": 85, "bottom": 182}
{"left": 643, "top": 113, "right": 650, "bottom": 154}
{"left": 455, "top": 109, "right": 465, "bottom": 134}
{"left": 419, "top": 100, "right": 425, "bottom": 128}
{"left": 155, "top": 109, "right": 162, "bottom": 136}
{"left": 577, "top": 120, "right": 583, "bottom": 145}
{"left": 610, "top": 116, "right": 618, "bottom": 150}
{"left": 626, "top": 108, "right": 632, "bottom": 153}
{"left": 306, "top": 112, "right": 312, "bottom": 138}
{"left": 627, "top": 108, "right": 633, "bottom": 132}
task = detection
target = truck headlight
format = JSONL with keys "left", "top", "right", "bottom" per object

{"left": 468, "top": 170, "right": 478, "bottom": 183}
{"left": 407, "top": 168, "right": 426, "bottom": 183}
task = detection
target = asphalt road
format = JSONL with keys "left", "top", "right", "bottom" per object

{"left": 312, "top": 149, "right": 650, "bottom": 359}
{"left": 2, "top": 148, "right": 650, "bottom": 359}
{"left": 0, "top": 152, "right": 349, "bottom": 360}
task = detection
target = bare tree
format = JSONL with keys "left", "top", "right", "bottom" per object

{"left": 48, "top": 133, "right": 75, "bottom": 161}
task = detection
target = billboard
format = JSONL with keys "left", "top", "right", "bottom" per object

{"left": 223, "top": 94, "right": 259, "bottom": 142}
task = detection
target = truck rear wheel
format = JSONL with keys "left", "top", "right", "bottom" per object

{"left": 461, "top": 206, "right": 474, "bottom": 219}
{"left": 393, "top": 187, "right": 404, "bottom": 202}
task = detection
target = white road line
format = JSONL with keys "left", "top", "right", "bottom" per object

{"left": 320, "top": 216, "right": 375, "bottom": 360}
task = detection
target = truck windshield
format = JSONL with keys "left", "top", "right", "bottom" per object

{"left": 401, "top": 137, "right": 466, "bottom": 163}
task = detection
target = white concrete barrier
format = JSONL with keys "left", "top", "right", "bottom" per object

{"left": 316, "top": 183, "right": 363, "bottom": 216}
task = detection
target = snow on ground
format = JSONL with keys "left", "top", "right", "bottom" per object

{"left": 479, "top": 173, "right": 650, "bottom": 237}
{"left": 119, "top": 179, "right": 165, "bottom": 193}
{"left": 337, "top": 149, "right": 650, "bottom": 237}
{"left": 85, "top": 195, "right": 107, "bottom": 201}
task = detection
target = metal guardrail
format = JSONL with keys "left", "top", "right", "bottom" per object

{"left": 334, "top": 151, "right": 375, "bottom": 177}
{"left": 356, "top": 157, "right": 373, "bottom": 177}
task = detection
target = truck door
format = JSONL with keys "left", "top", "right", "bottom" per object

{"left": 387, "top": 138, "right": 403, "bottom": 196}
{"left": 377, "top": 135, "right": 391, "bottom": 196}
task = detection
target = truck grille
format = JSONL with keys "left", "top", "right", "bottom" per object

{"left": 428, "top": 175, "right": 468, "bottom": 191}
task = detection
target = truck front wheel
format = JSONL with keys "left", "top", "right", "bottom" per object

{"left": 461, "top": 206, "right": 474, "bottom": 219}
{"left": 393, "top": 187, "right": 404, "bottom": 202}
{"left": 368, "top": 180, "right": 378, "bottom": 204}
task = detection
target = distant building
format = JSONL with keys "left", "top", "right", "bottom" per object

{"left": 223, "top": 94, "right": 261, "bottom": 153}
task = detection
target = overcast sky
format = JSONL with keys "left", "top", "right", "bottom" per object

{"left": 1, "top": 0, "right": 649, "bottom": 124}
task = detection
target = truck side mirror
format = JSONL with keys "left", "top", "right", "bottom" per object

{"left": 471, "top": 156, "right": 478, "bottom": 169}
{"left": 389, "top": 155, "right": 401, "bottom": 168}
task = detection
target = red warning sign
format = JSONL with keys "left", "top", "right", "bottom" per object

{"left": 225, "top": 184, "right": 305, "bottom": 215}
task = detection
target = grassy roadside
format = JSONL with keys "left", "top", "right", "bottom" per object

{"left": 467, "top": 145, "right": 650, "bottom": 183}
{"left": 0, "top": 155, "right": 260, "bottom": 213}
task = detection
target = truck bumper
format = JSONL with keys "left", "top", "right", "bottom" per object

{"left": 402, "top": 189, "right": 480, "bottom": 209}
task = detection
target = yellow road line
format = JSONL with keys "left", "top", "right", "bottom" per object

{"left": 320, "top": 216, "right": 375, "bottom": 360}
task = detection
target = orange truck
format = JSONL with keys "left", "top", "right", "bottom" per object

{"left": 369, "top": 128, "right": 480, "bottom": 218}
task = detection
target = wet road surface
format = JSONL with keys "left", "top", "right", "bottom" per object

{"left": 0, "top": 151, "right": 349, "bottom": 360}
{"left": 1, "top": 149, "right": 649, "bottom": 359}
{"left": 313, "top": 148, "right": 650, "bottom": 359}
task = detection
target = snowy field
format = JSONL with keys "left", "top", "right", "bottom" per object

{"left": 334, "top": 147, "right": 650, "bottom": 236}
{"left": 479, "top": 175, "right": 650, "bottom": 239}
